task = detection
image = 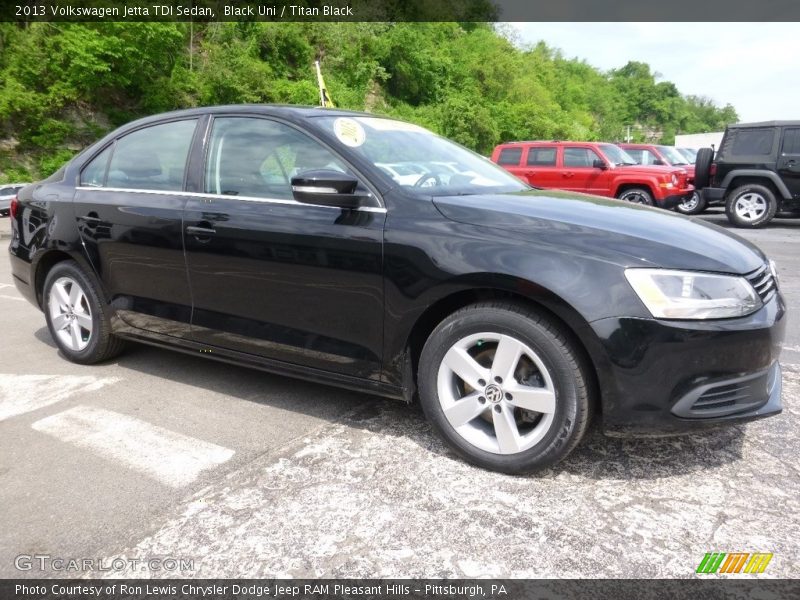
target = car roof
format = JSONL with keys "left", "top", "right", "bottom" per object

{"left": 729, "top": 120, "right": 800, "bottom": 128}
{"left": 123, "top": 104, "right": 377, "bottom": 129}
{"left": 498, "top": 140, "right": 604, "bottom": 146}
{"left": 618, "top": 143, "right": 657, "bottom": 148}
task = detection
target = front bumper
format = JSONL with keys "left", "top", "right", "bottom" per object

{"left": 589, "top": 292, "right": 786, "bottom": 436}
{"left": 658, "top": 191, "right": 693, "bottom": 210}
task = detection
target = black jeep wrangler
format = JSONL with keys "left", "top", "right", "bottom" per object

{"left": 694, "top": 121, "right": 800, "bottom": 228}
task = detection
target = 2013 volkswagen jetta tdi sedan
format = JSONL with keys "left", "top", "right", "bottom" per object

{"left": 8, "top": 106, "right": 785, "bottom": 473}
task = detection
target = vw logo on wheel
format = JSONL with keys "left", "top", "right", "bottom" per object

{"left": 485, "top": 384, "right": 503, "bottom": 403}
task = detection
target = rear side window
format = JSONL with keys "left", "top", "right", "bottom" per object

{"left": 497, "top": 148, "right": 522, "bottom": 166}
{"left": 80, "top": 145, "right": 112, "bottom": 187}
{"left": 106, "top": 119, "right": 197, "bottom": 191}
{"left": 563, "top": 147, "right": 601, "bottom": 167}
{"left": 728, "top": 128, "right": 775, "bottom": 157}
{"left": 781, "top": 128, "right": 800, "bottom": 155}
{"left": 526, "top": 147, "right": 556, "bottom": 166}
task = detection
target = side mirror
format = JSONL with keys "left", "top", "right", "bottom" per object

{"left": 592, "top": 159, "right": 608, "bottom": 170}
{"left": 291, "top": 170, "right": 366, "bottom": 209}
{"left": 654, "top": 159, "right": 666, "bottom": 166}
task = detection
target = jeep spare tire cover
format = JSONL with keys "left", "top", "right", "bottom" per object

{"left": 694, "top": 147, "right": 714, "bottom": 189}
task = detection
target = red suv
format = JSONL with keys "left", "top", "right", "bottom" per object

{"left": 491, "top": 141, "right": 693, "bottom": 209}
{"left": 618, "top": 143, "right": 702, "bottom": 215}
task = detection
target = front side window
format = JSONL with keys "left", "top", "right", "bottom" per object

{"left": 205, "top": 117, "right": 348, "bottom": 199}
{"left": 563, "top": 147, "right": 601, "bottom": 168}
{"left": 106, "top": 119, "right": 197, "bottom": 191}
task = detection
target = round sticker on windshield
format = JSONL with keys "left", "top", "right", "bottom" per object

{"left": 333, "top": 118, "right": 366, "bottom": 147}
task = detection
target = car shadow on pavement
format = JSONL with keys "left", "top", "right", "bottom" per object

{"left": 342, "top": 400, "right": 747, "bottom": 481}
{"left": 33, "top": 325, "right": 747, "bottom": 481}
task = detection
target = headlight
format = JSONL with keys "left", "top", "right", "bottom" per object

{"left": 769, "top": 259, "right": 780, "bottom": 287}
{"left": 625, "top": 269, "right": 762, "bottom": 319}
{"left": 671, "top": 174, "right": 679, "bottom": 186}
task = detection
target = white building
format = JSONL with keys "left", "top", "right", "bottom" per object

{"left": 675, "top": 131, "right": 724, "bottom": 151}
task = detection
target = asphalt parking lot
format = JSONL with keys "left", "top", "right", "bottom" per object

{"left": 0, "top": 208, "right": 798, "bottom": 579}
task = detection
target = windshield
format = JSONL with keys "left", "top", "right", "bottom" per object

{"left": 678, "top": 147, "right": 698, "bottom": 162}
{"left": 313, "top": 116, "right": 528, "bottom": 195}
{"left": 599, "top": 144, "right": 638, "bottom": 166}
{"left": 656, "top": 145, "right": 689, "bottom": 165}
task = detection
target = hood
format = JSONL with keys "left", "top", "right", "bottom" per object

{"left": 432, "top": 189, "right": 766, "bottom": 274}
{"left": 611, "top": 164, "right": 684, "bottom": 176}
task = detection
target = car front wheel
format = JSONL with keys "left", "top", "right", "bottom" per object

{"left": 43, "top": 260, "right": 125, "bottom": 364}
{"left": 617, "top": 187, "right": 654, "bottom": 206}
{"left": 725, "top": 184, "right": 778, "bottom": 228}
{"left": 418, "top": 302, "right": 593, "bottom": 474}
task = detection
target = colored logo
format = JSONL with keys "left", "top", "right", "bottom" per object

{"left": 696, "top": 552, "right": 773, "bottom": 574}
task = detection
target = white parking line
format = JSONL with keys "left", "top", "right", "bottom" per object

{"left": 0, "top": 294, "right": 24, "bottom": 302}
{"left": 0, "top": 374, "right": 121, "bottom": 421}
{"left": 31, "top": 405, "right": 235, "bottom": 487}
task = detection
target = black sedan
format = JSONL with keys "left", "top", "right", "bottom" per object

{"left": 8, "top": 106, "right": 785, "bottom": 473}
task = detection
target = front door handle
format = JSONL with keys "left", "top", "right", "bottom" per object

{"left": 186, "top": 225, "right": 216, "bottom": 235}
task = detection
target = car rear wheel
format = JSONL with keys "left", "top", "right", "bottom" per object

{"left": 44, "top": 261, "right": 125, "bottom": 364}
{"left": 675, "top": 191, "right": 707, "bottom": 215}
{"left": 617, "top": 187, "right": 654, "bottom": 206}
{"left": 418, "top": 302, "right": 592, "bottom": 474}
{"left": 725, "top": 184, "right": 778, "bottom": 228}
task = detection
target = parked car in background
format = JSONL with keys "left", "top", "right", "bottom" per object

{"left": 9, "top": 106, "right": 783, "bottom": 474}
{"left": 618, "top": 143, "right": 702, "bottom": 215}
{"left": 0, "top": 183, "right": 27, "bottom": 217}
{"left": 694, "top": 121, "right": 800, "bottom": 228}
{"left": 491, "top": 141, "right": 693, "bottom": 209}
{"left": 677, "top": 147, "right": 698, "bottom": 163}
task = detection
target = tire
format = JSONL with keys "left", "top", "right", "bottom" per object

{"left": 418, "top": 301, "right": 593, "bottom": 474}
{"left": 617, "top": 187, "right": 654, "bottom": 206}
{"left": 675, "top": 191, "right": 707, "bottom": 215}
{"left": 725, "top": 183, "right": 778, "bottom": 228}
{"left": 693, "top": 147, "right": 714, "bottom": 189}
{"left": 43, "top": 260, "right": 126, "bottom": 364}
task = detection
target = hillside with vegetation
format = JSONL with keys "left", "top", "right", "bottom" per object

{"left": 0, "top": 21, "right": 738, "bottom": 181}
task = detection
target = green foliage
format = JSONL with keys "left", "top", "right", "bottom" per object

{"left": 0, "top": 21, "right": 738, "bottom": 181}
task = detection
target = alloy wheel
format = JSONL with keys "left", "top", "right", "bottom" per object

{"left": 436, "top": 332, "right": 557, "bottom": 454}
{"left": 48, "top": 276, "right": 93, "bottom": 352}
{"left": 734, "top": 192, "right": 767, "bottom": 222}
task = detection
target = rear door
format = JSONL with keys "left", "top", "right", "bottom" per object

{"left": 521, "top": 146, "right": 560, "bottom": 188}
{"left": 777, "top": 127, "right": 800, "bottom": 199}
{"left": 73, "top": 118, "right": 200, "bottom": 336}
{"left": 183, "top": 115, "right": 385, "bottom": 380}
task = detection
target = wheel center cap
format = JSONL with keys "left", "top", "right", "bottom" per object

{"left": 484, "top": 384, "right": 503, "bottom": 403}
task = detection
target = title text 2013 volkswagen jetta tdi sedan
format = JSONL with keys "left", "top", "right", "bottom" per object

{"left": 8, "top": 106, "right": 785, "bottom": 473}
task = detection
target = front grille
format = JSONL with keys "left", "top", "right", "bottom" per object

{"left": 671, "top": 363, "right": 779, "bottom": 419}
{"left": 692, "top": 382, "right": 752, "bottom": 412}
{"left": 745, "top": 264, "right": 777, "bottom": 303}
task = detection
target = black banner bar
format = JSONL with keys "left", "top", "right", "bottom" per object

{"left": 3, "top": 0, "right": 800, "bottom": 22}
